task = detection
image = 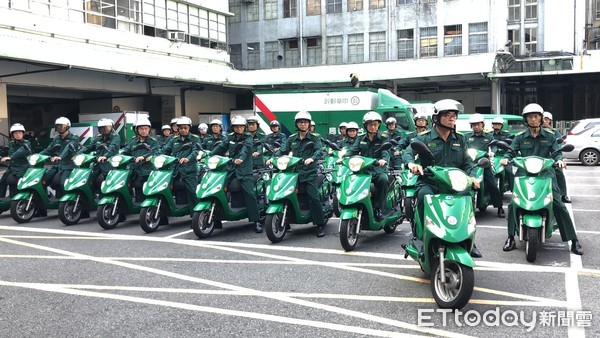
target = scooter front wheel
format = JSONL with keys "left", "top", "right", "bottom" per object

{"left": 431, "top": 260, "right": 474, "bottom": 310}
{"left": 525, "top": 227, "right": 540, "bottom": 263}
{"left": 265, "top": 212, "right": 286, "bottom": 243}
{"left": 192, "top": 210, "right": 215, "bottom": 238}
{"left": 140, "top": 206, "right": 160, "bottom": 233}
{"left": 11, "top": 199, "right": 36, "bottom": 223}
{"left": 98, "top": 204, "right": 119, "bottom": 230}
{"left": 59, "top": 200, "right": 82, "bottom": 226}
{"left": 340, "top": 218, "right": 359, "bottom": 251}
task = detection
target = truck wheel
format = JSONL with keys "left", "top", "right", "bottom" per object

{"left": 140, "top": 206, "right": 160, "bottom": 233}
{"left": 97, "top": 204, "right": 119, "bottom": 230}
{"left": 525, "top": 227, "right": 539, "bottom": 263}
{"left": 431, "top": 260, "right": 474, "bottom": 310}
{"left": 265, "top": 212, "right": 286, "bottom": 243}
{"left": 340, "top": 218, "right": 359, "bottom": 251}
{"left": 192, "top": 210, "right": 215, "bottom": 238}
{"left": 11, "top": 199, "right": 36, "bottom": 224}
{"left": 59, "top": 199, "right": 82, "bottom": 226}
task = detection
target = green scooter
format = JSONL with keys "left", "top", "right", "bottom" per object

{"left": 139, "top": 152, "right": 193, "bottom": 233}
{"left": 467, "top": 147, "right": 492, "bottom": 213}
{"left": 58, "top": 153, "right": 98, "bottom": 225}
{"left": 264, "top": 142, "right": 334, "bottom": 243}
{"left": 11, "top": 152, "right": 60, "bottom": 223}
{"left": 191, "top": 145, "right": 269, "bottom": 238}
{"left": 502, "top": 142, "right": 575, "bottom": 262}
{"left": 96, "top": 154, "right": 139, "bottom": 229}
{"left": 402, "top": 141, "right": 484, "bottom": 309}
{"left": 323, "top": 141, "right": 352, "bottom": 217}
{"left": 337, "top": 142, "right": 403, "bottom": 251}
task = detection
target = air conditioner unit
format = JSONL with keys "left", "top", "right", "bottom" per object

{"left": 241, "top": 0, "right": 254, "bottom": 3}
{"left": 167, "top": 30, "right": 185, "bottom": 42}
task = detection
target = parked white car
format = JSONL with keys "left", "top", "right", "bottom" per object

{"left": 563, "top": 125, "right": 600, "bottom": 166}
{"left": 568, "top": 118, "right": 600, "bottom": 136}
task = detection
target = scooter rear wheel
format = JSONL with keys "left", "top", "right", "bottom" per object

{"left": 98, "top": 204, "right": 119, "bottom": 230}
{"left": 431, "top": 260, "right": 474, "bottom": 310}
{"left": 340, "top": 218, "right": 359, "bottom": 251}
{"left": 11, "top": 199, "right": 36, "bottom": 224}
{"left": 59, "top": 200, "right": 82, "bottom": 226}
{"left": 192, "top": 210, "right": 215, "bottom": 238}
{"left": 525, "top": 227, "right": 539, "bottom": 263}
{"left": 265, "top": 212, "right": 286, "bottom": 243}
{"left": 140, "top": 206, "right": 160, "bottom": 233}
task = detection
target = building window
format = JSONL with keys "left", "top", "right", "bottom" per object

{"left": 596, "top": 0, "right": 600, "bottom": 19}
{"left": 284, "top": 0, "right": 297, "bottom": 17}
{"left": 284, "top": 39, "right": 300, "bottom": 67}
{"left": 525, "top": 27, "right": 537, "bottom": 53}
{"left": 247, "top": 42, "right": 260, "bottom": 69}
{"left": 85, "top": 0, "right": 142, "bottom": 32}
{"left": 397, "top": 29, "right": 414, "bottom": 59}
{"left": 229, "top": 0, "right": 241, "bottom": 23}
{"left": 265, "top": 41, "right": 280, "bottom": 69}
{"left": 508, "top": 0, "right": 520, "bottom": 22}
{"left": 525, "top": 0, "right": 537, "bottom": 20}
{"left": 229, "top": 44, "right": 242, "bottom": 69}
{"left": 420, "top": 26, "right": 437, "bottom": 58}
{"left": 444, "top": 25, "right": 462, "bottom": 56}
{"left": 369, "top": 31, "right": 386, "bottom": 61}
{"left": 348, "top": 34, "right": 364, "bottom": 63}
{"left": 265, "top": 0, "right": 278, "bottom": 20}
{"left": 327, "top": 35, "right": 343, "bottom": 64}
{"left": 348, "top": 0, "right": 363, "bottom": 11}
{"left": 307, "top": 38, "right": 322, "bottom": 65}
{"left": 508, "top": 29, "right": 520, "bottom": 55}
{"left": 468, "top": 22, "right": 487, "bottom": 54}
{"left": 370, "top": 0, "right": 385, "bottom": 9}
{"left": 327, "top": 0, "right": 342, "bottom": 13}
{"left": 307, "top": 0, "right": 321, "bottom": 15}
{"left": 245, "top": 1, "right": 259, "bottom": 21}
{"left": 397, "top": 0, "right": 416, "bottom": 4}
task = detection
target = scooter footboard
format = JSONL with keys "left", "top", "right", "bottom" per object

{"left": 444, "top": 243, "right": 475, "bottom": 268}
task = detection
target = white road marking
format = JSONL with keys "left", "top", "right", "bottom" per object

{"left": 164, "top": 229, "right": 193, "bottom": 238}
{"left": 566, "top": 176, "right": 585, "bottom": 338}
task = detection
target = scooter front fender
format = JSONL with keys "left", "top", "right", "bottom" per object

{"left": 339, "top": 174, "right": 371, "bottom": 206}
{"left": 193, "top": 200, "right": 213, "bottom": 212}
{"left": 522, "top": 214, "right": 543, "bottom": 228}
{"left": 98, "top": 196, "right": 116, "bottom": 205}
{"left": 444, "top": 244, "right": 475, "bottom": 268}
{"left": 339, "top": 207, "right": 359, "bottom": 220}
{"left": 60, "top": 193, "right": 78, "bottom": 202}
{"left": 141, "top": 197, "right": 159, "bottom": 208}
{"left": 266, "top": 202, "right": 285, "bottom": 214}
{"left": 12, "top": 191, "right": 31, "bottom": 201}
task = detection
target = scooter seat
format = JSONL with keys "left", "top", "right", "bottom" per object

{"left": 228, "top": 178, "right": 242, "bottom": 192}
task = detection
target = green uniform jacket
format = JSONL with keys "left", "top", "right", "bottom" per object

{"left": 347, "top": 131, "right": 391, "bottom": 174}
{"left": 502, "top": 128, "right": 562, "bottom": 164}
{"left": 121, "top": 136, "right": 160, "bottom": 177}
{"left": 202, "top": 133, "right": 226, "bottom": 152}
{"left": 250, "top": 131, "right": 266, "bottom": 169}
{"left": 403, "top": 128, "right": 476, "bottom": 176}
{"left": 339, "top": 137, "right": 358, "bottom": 149}
{"left": 40, "top": 132, "right": 80, "bottom": 170}
{"left": 264, "top": 132, "right": 287, "bottom": 154}
{"left": 211, "top": 132, "right": 254, "bottom": 176}
{"left": 6, "top": 139, "right": 32, "bottom": 176}
{"left": 275, "top": 132, "right": 324, "bottom": 181}
{"left": 77, "top": 132, "right": 121, "bottom": 174}
{"left": 464, "top": 131, "right": 494, "bottom": 152}
{"left": 162, "top": 134, "right": 200, "bottom": 177}
{"left": 491, "top": 129, "right": 512, "bottom": 154}
{"left": 383, "top": 128, "right": 404, "bottom": 141}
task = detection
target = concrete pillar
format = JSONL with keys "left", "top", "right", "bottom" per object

{"left": 491, "top": 78, "right": 501, "bottom": 114}
{"left": 0, "top": 84, "right": 8, "bottom": 146}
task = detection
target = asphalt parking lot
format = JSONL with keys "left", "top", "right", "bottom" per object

{"left": 0, "top": 163, "right": 598, "bottom": 337}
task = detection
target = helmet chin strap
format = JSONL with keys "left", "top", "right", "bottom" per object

{"left": 433, "top": 118, "right": 455, "bottom": 132}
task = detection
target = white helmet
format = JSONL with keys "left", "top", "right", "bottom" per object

{"left": 170, "top": 117, "right": 179, "bottom": 125}
{"left": 209, "top": 119, "right": 222, "bottom": 126}
{"left": 434, "top": 99, "right": 464, "bottom": 115}
{"left": 246, "top": 116, "right": 259, "bottom": 124}
{"left": 522, "top": 103, "right": 544, "bottom": 117}
{"left": 385, "top": 117, "right": 397, "bottom": 124}
{"left": 161, "top": 125, "right": 171, "bottom": 131}
{"left": 310, "top": 121, "right": 315, "bottom": 127}
{"left": 177, "top": 116, "right": 193, "bottom": 126}
{"left": 135, "top": 118, "right": 152, "bottom": 128}
{"left": 10, "top": 123, "right": 25, "bottom": 134}
{"left": 414, "top": 112, "right": 428, "bottom": 121}
{"left": 270, "top": 120, "right": 280, "bottom": 127}
{"left": 346, "top": 121, "right": 359, "bottom": 130}
{"left": 543, "top": 111, "right": 553, "bottom": 120}
{"left": 339, "top": 122, "right": 348, "bottom": 129}
{"left": 98, "top": 118, "right": 114, "bottom": 128}
{"left": 362, "top": 111, "right": 382, "bottom": 125}
{"left": 198, "top": 123, "right": 208, "bottom": 131}
{"left": 55, "top": 117, "right": 71, "bottom": 127}
{"left": 231, "top": 115, "right": 247, "bottom": 126}
{"left": 468, "top": 113, "right": 485, "bottom": 124}
{"left": 295, "top": 110, "right": 312, "bottom": 122}
{"left": 492, "top": 117, "right": 505, "bottom": 125}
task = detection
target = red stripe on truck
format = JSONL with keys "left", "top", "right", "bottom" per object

{"left": 254, "top": 96, "right": 277, "bottom": 122}
{"left": 115, "top": 113, "right": 125, "bottom": 127}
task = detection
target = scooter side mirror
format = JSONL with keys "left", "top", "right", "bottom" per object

{"left": 504, "top": 138, "right": 514, "bottom": 145}
{"left": 494, "top": 141, "right": 511, "bottom": 151}
{"left": 557, "top": 135, "right": 567, "bottom": 144}
{"left": 233, "top": 142, "right": 244, "bottom": 153}
{"left": 135, "top": 142, "right": 151, "bottom": 151}
{"left": 179, "top": 143, "right": 191, "bottom": 151}
{"left": 389, "top": 139, "right": 399, "bottom": 146}
{"left": 559, "top": 144, "right": 574, "bottom": 152}
{"left": 328, "top": 142, "right": 341, "bottom": 151}
{"left": 410, "top": 141, "right": 435, "bottom": 167}
{"left": 477, "top": 157, "right": 491, "bottom": 168}
{"left": 301, "top": 141, "right": 315, "bottom": 153}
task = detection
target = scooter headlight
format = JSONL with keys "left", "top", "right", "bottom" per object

{"left": 425, "top": 216, "right": 446, "bottom": 238}
{"left": 348, "top": 157, "right": 364, "bottom": 172}
{"left": 447, "top": 169, "right": 470, "bottom": 192}
{"left": 276, "top": 157, "right": 291, "bottom": 171}
{"left": 523, "top": 157, "right": 544, "bottom": 174}
{"left": 110, "top": 155, "right": 123, "bottom": 168}
{"left": 153, "top": 156, "right": 167, "bottom": 169}
{"left": 28, "top": 154, "right": 40, "bottom": 166}
{"left": 73, "top": 154, "right": 86, "bottom": 167}
{"left": 467, "top": 148, "right": 478, "bottom": 161}
{"left": 207, "top": 156, "right": 220, "bottom": 170}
